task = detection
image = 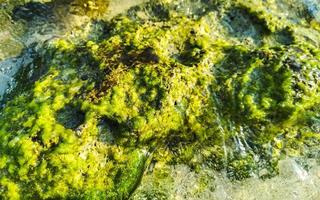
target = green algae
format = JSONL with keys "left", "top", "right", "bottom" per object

{"left": 0, "top": 0, "right": 320, "bottom": 199}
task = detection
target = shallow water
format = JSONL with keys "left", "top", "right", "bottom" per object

{"left": 0, "top": 0, "right": 320, "bottom": 199}
{"left": 132, "top": 158, "right": 320, "bottom": 200}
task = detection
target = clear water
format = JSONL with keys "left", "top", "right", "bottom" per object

{"left": 132, "top": 159, "right": 320, "bottom": 200}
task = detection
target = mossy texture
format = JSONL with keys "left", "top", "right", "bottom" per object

{"left": 0, "top": 0, "right": 320, "bottom": 199}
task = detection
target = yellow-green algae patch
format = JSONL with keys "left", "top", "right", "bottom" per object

{"left": 0, "top": 0, "right": 320, "bottom": 199}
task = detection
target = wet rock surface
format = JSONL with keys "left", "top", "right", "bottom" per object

{"left": 0, "top": 0, "right": 320, "bottom": 199}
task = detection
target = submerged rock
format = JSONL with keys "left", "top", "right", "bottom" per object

{"left": 0, "top": 0, "right": 320, "bottom": 199}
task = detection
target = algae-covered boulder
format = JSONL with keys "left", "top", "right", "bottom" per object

{"left": 0, "top": 0, "right": 320, "bottom": 199}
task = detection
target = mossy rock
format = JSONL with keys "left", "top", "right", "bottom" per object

{"left": 0, "top": 0, "right": 320, "bottom": 199}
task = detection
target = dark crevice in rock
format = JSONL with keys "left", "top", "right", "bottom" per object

{"left": 56, "top": 104, "right": 85, "bottom": 130}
